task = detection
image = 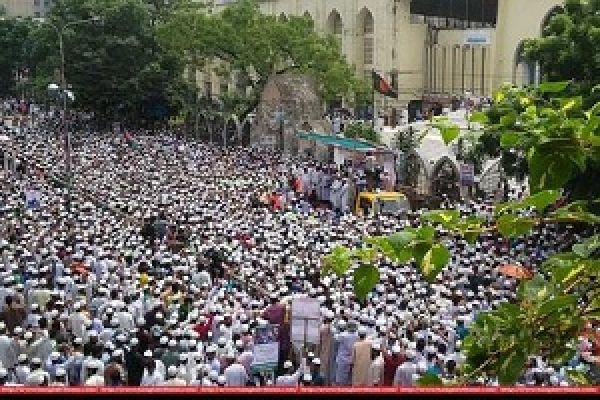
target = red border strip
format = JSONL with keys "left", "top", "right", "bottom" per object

{"left": 0, "top": 387, "right": 599, "bottom": 394}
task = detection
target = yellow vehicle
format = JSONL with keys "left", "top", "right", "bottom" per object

{"left": 354, "top": 191, "right": 411, "bottom": 216}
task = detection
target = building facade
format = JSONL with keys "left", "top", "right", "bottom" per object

{"left": 199, "top": 0, "right": 562, "bottom": 114}
{"left": 0, "top": 0, "right": 53, "bottom": 18}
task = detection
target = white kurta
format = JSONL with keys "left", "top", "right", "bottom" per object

{"left": 224, "top": 363, "right": 248, "bottom": 386}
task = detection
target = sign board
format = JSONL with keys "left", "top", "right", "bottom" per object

{"left": 291, "top": 297, "right": 321, "bottom": 345}
{"left": 251, "top": 324, "right": 279, "bottom": 371}
{"left": 463, "top": 30, "right": 492, "bottom": 46}
{"left": 25, "top": 189, "right": 41, "bottom": 209}
{"left": 260, "top": 135, "right": 277, "bottom": 147}
{"left": 460, "top": 163, "right": 475, "bottom": 186}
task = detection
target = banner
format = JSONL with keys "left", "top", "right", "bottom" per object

{"left": 463, "top": 29, "right": 492, "bottom": 46}
{"left": 251, "top": 324, "right": 279, "bottom": 371}
{"left": 460, "top": 163, "right": 475, "bottom": 186}
{"left": 25, "top": 189, "right": 41, "bottom": 209}
{"left": 290, "top": 297, "right": 321, "bottom": 344}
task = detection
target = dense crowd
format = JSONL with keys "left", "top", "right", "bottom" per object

{"left": 0, "top": 106, "right": 599, "bottom": 387}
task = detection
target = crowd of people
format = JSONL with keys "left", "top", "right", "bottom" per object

{"left": 0, "top": 104, "right": 599, "bottom": 388}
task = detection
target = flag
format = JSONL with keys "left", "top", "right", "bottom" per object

{"left": 372, "top": 71, "right": 397, "bottom": 99}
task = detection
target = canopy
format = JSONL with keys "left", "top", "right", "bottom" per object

{"left": 297, "top": 131, "right": 376, "bottom": 151}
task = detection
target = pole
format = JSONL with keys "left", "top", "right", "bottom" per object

{"left": 60, "top": 29, "right": 72, "bottom": 212}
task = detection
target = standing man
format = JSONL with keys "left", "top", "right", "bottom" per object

{"left": 334, "top": 321, "right": 358, "bottom": 386}
{"left": 351, "top": 326, "right": 371, "bottom": 386}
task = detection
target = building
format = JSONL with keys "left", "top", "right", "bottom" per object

{"left": 0, "top": 0, "right": 53, "bottom": 18}
{"left": 197, "top": 0, "right": 562, "bottom": 115}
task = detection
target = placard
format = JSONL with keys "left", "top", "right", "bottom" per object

{"left": 251, "top": 324, "right": 279, "bottom": 370}
{"left": 291, "top": 297, "right": 321, "bottom": 345}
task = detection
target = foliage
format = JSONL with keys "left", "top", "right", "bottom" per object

{"left": 157, "top": 0, "right": 367, "bottom": 120}
{"left": 523, "top": 0, "right": 600, "bottom": 108}
{"left": 343, "top": 122, "right": 380, "bottom": 143}
{"left": 394, "top": 126, "right": 419, "bottom": 153}
{"left": 0, "top": 17, "right": 38, "bottom": 97}
{"left": 323, "top": 84, "right": 600, "bottom": 385}
{"left": 39, "top": 0, "right": 188, "bottom": 123}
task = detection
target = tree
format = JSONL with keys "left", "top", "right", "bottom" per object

{"left": 0, "top": 17, "right": 38, "bottom": 97}
{"left": 343, "top": 122, "right": 380, "bottom": 143}
{"left": 157, "top": 0, "right": 368, "bottom": 120}
{"left": 37, "top": 0, "right": 187, "bottom": 125}
{"left": 323, "top": 84, "right": 600, "bottom": 386}
{"left": 524, "top": 0, "right": 600, "bottom": 108}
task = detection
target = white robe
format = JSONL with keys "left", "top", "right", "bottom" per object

{"left": 0, "top": 335, "right": 17, "bottom": 369}
{"left": 224, "top": 362, "right": 248, "bottom": 386}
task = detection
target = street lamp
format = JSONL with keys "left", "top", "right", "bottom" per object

{"left": 42, "top": 15, "right": 102, "bottom": 211}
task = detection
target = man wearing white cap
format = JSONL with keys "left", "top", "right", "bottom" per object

{"left": 276, "top": 359, "right": 305, "bottom": 386}
{"left": 334, "top": 320, "right": 357, "bottom": 385}
{"left": 141, "top": 350, "right": 165, "bottom": 386}
{"left": 0, "top": 323, "right": 17, "bottom": 372}
{"left": 367, "top": 341, "right": 384, "bottom": 386}
{"left": 393, "top": 350, "right": 417, "bottom": 386}
{"left": 84, "top": 360, "right": 105, "bottom": 386}
{"left": 318, "top": 310, "right": 334, "bottom": 384}
{"left": 223, "top": 351, "right": 248, "bottom": 386}
{"left": 351, "top": 325, "right": 371, "bottom": 386}
{"left": 164, "top": 365, "right": 187, "bottom": 386}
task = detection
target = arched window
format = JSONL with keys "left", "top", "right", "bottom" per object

{"left": 357, "top": 8, "right": 375, "bottom": 68}
{"left": 513, "top": 41, "right": 535, "bottom": 86}
{"left": 327, "top": 10, "right": 343, "bottom": 35}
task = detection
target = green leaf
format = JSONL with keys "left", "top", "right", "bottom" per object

{"left": 521, "top": 190, "right": 561, "bottom": 212}
{"left": 498, "top": 350, "right": 527, "bottom": 385}
{"left": 494, "top": 90, "right": 506, "bottom": 103}
{"left": 469, "top": 111, "right": 489, "bottom": 124}
{"left": 353, "top": 247, "right": 378, "bottom": 262}
{"left": 440, "top": 125, "right": 461, "bottom": 145}
{"left": 415, "top": 226, "right": 436, "bottom": 241}
{"left": 419, "top": 243, "right": 450, "bottom": 283}
{"left": 518, "top": 274, "right": 553, "bottom": 301}
{"left": 387, "top": 231, "right": 415, "bottom": 251}
{"left": 572, "top": 235, "right": 600, "bottom": 258}
{"left": 500, "top": 131, "right": 522, "bottom": 148}
{"left": 464, "top": 231, "right": 479, "bottom": 244}
{"left": 496, "top": 214, "right": 535, "bottom": 238}
{"left": 421, "top": 210, "right": 460, "bottom": 228}
{"left": 560, "top": 96, "right": 582, "bottom": 112}
{"left": 566, "top": 369, "right": 590, "bottom": 385}
{"left": 321, "top": 246, "right": 352, "bottom": 275}
{"left": 538, "top": 81, "right": 570, "bottom": 93}
{"left": 551, "top": 348, "right": 576, "bottom": 366}
{"left": 538, "top": 295, "right": 577, "bottom": 316}
{"left": 416, "top": 373, "right": 443, "bottom": 386}
{"left": 353, "top": 264, "right": 380, "bottom": 301}
{"left": 528, "top": 150, "right": 575, "bottom": 193}
{"left": 500, "top": 111, "right": 518, "bottom": 127}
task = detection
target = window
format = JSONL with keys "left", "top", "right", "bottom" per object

{"left": 34, "top": 12, "right": 41, "bottom": 17}
{"left": 220, "top": 82, "right": 229, "bottom": 95}
{"left": 390, "top": 71, "right": 398, "bottom": 91}
{"left": 363, "top": 37, "right": 374, "bottom": 65}
{"left": 44, "top": 0, "right": 51, "bottom": 8}
{"left": 204, "top": 81, "right": 212, "bottom": 98}
{"left": 34, "top": 0, "right": 41, "bottom": 6}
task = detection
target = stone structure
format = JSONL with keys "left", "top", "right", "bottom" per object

{"left": 251, "top": 73, "right": 331, "bottom": 150}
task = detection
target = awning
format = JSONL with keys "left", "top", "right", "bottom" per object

{"left": 297, "top": 131, "right": 376, "bottom": 151}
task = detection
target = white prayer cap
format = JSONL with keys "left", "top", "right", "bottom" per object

{"left": 283, "top": 360, "right": 293, "bottom": 369}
